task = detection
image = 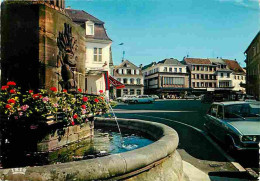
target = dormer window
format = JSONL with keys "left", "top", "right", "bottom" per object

{"left": 85, "top": 21, "right": 94, "bottom": 36}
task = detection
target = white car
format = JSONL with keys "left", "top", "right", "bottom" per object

{"left": 150, "top": 95, "right": 159, "bottom": 100}
{"left": 128, "top": 95, "right": 154, "bottom": 104}
{"left": 116, "top": 95, "right": 137, "bottom": 103}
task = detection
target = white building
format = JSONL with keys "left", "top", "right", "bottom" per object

{"left": 112, "top": 60, "right": 144, "bottom": 98}
{"left": 142, "top": 58, "right": 190, "bottom": 96}
{"left": 66, "top": 8, "right": 112, "bottom": 96}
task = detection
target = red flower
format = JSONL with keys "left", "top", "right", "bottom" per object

{"left": 100, "top": 97, "right": 104, "bottom": 100}
{"left": 82, "top": 96, "right": 88, "bottom": 102}
{"left": 7, "top": 81, "right": 16, "bottom": 86}
{"left": 78, "top": 88, "right": 82, "bottom": 93}
{"left": 62, "top": 89, "right": 67, "bottom": 93}
{"left": 10, "top": 89, "right": 16, "bottom": 94}
{"left": 94, "top": 98, "right": 99, "bottom": 103}
{"left": 73, "top": 114, "right": 78, "bottom": 119}
{"left": 32, "top": 93, "right": 42, "bottom": 99}
{"left": 1, "top": 85, "right": 9, "bottom": 90}
{"left": 29, "top": 90, "right": 33, "bottom": 94}
{"left": 50, "top": 87, "right": 57, "bottom": 92}
{"left": 7, "top": 99, "right": 16, "bottom": 104}
{"left": 71, "top": 120, "right": 75, "bottom": 126}
{"left": 99, "top": 90, "right": 103, "bottom": 93}
{"left": 81, "top": 105, "right": 86, "bottom": 109}
{"left": 5, "top": 104, "right": 12, "bottom": 109}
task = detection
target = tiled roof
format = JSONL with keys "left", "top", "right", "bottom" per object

{"left": 223, "top": 59, "right": 245, "bottom": 73}
{"left": 142, "top": 58, "right": 183, "bottom": 70}
{"left": 86, "top": 24, "right": 112, "bottom": 41}
{"left": 115, "top": 60, "right": 140, "bottom": 69}
{"left": 65, "top": 9, "right": 104, "bottom": 24}
{"left": 184, "top": 58, "right": 211, "bottom": 65}
{"left": 158, "top": 58, "right": 183, "bottom": 65}
{"left": 208, "top": 58, "right": 226, "bottom": 65}
{"left": 65, "top": 8, "right": 111, "bottom": 41}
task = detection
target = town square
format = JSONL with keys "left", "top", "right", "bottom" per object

{"left": 0, "top": 0, "right": 259, "bottom": 180}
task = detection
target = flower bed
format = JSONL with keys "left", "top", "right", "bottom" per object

{"left": 0, "top": 81, "right": 109, "bottom": 126}
{"left": 0, "top": 81, "right": 109, "bottom": 168}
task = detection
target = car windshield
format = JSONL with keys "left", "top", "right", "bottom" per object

{"left": 224, "top": 103, "right": 260, "bottom": 119}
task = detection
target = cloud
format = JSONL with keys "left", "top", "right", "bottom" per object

{"left": 216, "top": 0, "right": 260, "bottom": 10}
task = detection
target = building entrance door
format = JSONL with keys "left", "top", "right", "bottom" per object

{"left": 116, "top": 89, "right": 122, "bottom": 98}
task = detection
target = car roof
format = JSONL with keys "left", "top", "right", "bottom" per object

{"left": 212, "top": 101, "right": 250, "bottom": 106}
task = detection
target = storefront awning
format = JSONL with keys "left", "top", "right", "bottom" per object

{"left": 109, "top": 76, "right": 125, "bottom": 89}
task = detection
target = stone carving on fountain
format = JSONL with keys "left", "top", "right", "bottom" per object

{"left": 57, "top": 23, "right": 78, "bottom": 92}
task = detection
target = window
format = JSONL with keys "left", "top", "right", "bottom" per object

{"left": 86, "top": 21, "right": 94, "bottom": 35}
{"left": 209, "top": 104, "right": 218, "bottom": 117}
{"left": 192, "top": 74, "right": 195, "bottom": 79}
{"left": 192, "top": 82, "right": 195, "bottom": 87}
{"left": 205, "top": 66, "right": 208, "bottom": 71}
{"left": 217, "top": 106, "right": 224, "bottom": 119}
{"left": 200, "top": 66, "right": 204, "bottom": 71}
{"left": 130, "top": 78, "right": 134, "bottom": 84}
{"left": 94, "top": 48, "right": 102, "bottom": 62}
{"left": 201, "top": 74, "right": 204, "bottom": 79}
{"left": 164, "top": 67, "right": 167, "bottom": 72}
{"left": 123, "top": 89, "right": 128, "bottom": 95}
{"left": 192, "top": 66, "right": 195, "bottom": 71}
{"left": 241, "top": 76, "right": 243, "bottom": 80}
{"left": 123, "top": 78, "right": 128, "bottom": 84}
{"left": 136, "top": 89, "right": 141, "bottom": 95}
{"left": 205, "top": 82, "right": 208, "bottom": 87}
{"left": 174, "top": 68, "right": 177, "bottom": 72}
{"left": 117, "top": 78, "right": 121, "bottom": 82}
{"left": 163, "top": 77, "right": 184, "bottom": 85}
{"left": 197, "top": 66, "right": 199, "bottom": 71}
{"left": 127, "top": 69, "right": 131, "bottom": 74}
{"left": 234, "top": 75, "right": 236, "bottom": 79}
{"left": 221, "top": 73, "right": 224, "bottom": 78}
{"left": 197, "top": 82, "right": 200, "bottom": 87}
{"left": 205, "top": 74, "right": 208, "bottom": 80}
{"left": 179, "top": 68, "right": 182, "bottom": 73}
{"left": 209, "top": 82, "right": 212, "bottom": 87}
{"left": 197, "top": 74, "right": 200, "bottom": 79}
{"left": 169, "top": 68, "right": 172, "bottom": 72}
{"left": 201, "top": 82, "right": 204, "bottom": 87}
{"left": 227, "top": 73, "right": 230, "bottom": 78}
{"left": 130, "top": 89, "right": 135, "bottom": 95}
{"left": 136, "top": 78, "right": 141, "bottom": 84}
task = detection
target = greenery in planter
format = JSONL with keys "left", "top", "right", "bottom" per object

{"left": 0, "top": 81, "right": 109, "bottom": 126}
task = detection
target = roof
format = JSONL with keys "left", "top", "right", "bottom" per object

{"left": 115, "top": 60, "right": 140, "bottom": 69}
{"left": 214, "top": 101, "right": 250, "bottom": 106}
{"left": 65, "top": 8, "right": 111, "bottom": 41}
{"left": 184, "top": 58, "right": 211, "bottom": 65}
{"left": 157, "top": 58, "right": 183, "bottom": 65}
{"left": 142, "top": 58, "right": 183, "bottom": 70}
{"left": 65, "top": 9, "right": 104, "bottom": 24}
{"left": 244, "top": 30, "right": 260, "bottom": 53}
{"left": 223, "top": 59, "right": 245, "bottom": 73}
{"left": 208, "top": 58, "right": 226, "bottom": 65}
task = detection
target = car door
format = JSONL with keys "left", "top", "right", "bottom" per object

{"left": 205, "top": 104, "right": 220, "bottom": 138}
{"left": 214, "top": 105, "right": 227, "bottom": 141}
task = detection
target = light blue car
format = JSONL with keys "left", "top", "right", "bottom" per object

{"left": 128, "top": 95, "right": 154, "bottom": 104}
{"left": 205, "top": 101, "right": 260, "bottom": 151}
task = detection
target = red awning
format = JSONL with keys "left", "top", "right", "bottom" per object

{"left": 109, "top": 76, "right": 125, "bottom": 89}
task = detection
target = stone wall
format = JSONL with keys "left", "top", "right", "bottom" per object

{"left": 1, "top": 2, "right": 86, "bottom": 91}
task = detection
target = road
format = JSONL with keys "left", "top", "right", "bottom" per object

{"left": 110, "top": 100, "right": 259, "bottom": 180}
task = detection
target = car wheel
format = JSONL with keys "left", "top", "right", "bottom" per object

{"left": 118, "top": 100, "right": 121, "bottom": 102}
{"left": 134, "top": 100, "right": 138, "bottom": 103}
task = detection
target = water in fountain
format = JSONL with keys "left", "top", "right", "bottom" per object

{"left": 106, "top": 97, "right": 136, "bottom": 150}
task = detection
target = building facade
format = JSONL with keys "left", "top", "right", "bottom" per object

{"left": 142, "top": 58, "right": 189, "bottom": 96}
{"left": 223, "top": 59, "right": 246, "bottom": 93}
{"left": 112, "top": 60, "right": 144, "bottom": 98}
{"left": 183, "top": 58, "right": 217, "bottom": 93}
{"left": 66, "top": 8, "right": 112, "bottom": 95}
{"left": 245, "top": 31, "right": 260, "bottom": 100}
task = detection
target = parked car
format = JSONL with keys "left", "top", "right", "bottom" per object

{"left": 239, "top": 94, "right": 257, "bottom": 102}
{"left": 184, "top": 94, "right": 198, "bottom": 100}
{"left": 116, "top": 95, "right": 136, "bottom": 103}
{"left": 128, "top": 95, "right": 154, "bottom": 104}
{"left": 150, "top": 95, "right": 159, "bottom": 100}
{"left": 204, "top": 101, "right": 260, "bottom": 152}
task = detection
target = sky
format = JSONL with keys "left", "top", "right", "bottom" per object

{"left": 66, "top": 0, "right": 260, "bottom": 67}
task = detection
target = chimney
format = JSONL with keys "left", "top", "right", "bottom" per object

{"left": 139, "top": 64, "right": 143, "bottom": 69}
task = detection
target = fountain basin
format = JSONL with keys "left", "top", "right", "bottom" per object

{"left": 0, "top": 118, "right": 185, "bottom": 181}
